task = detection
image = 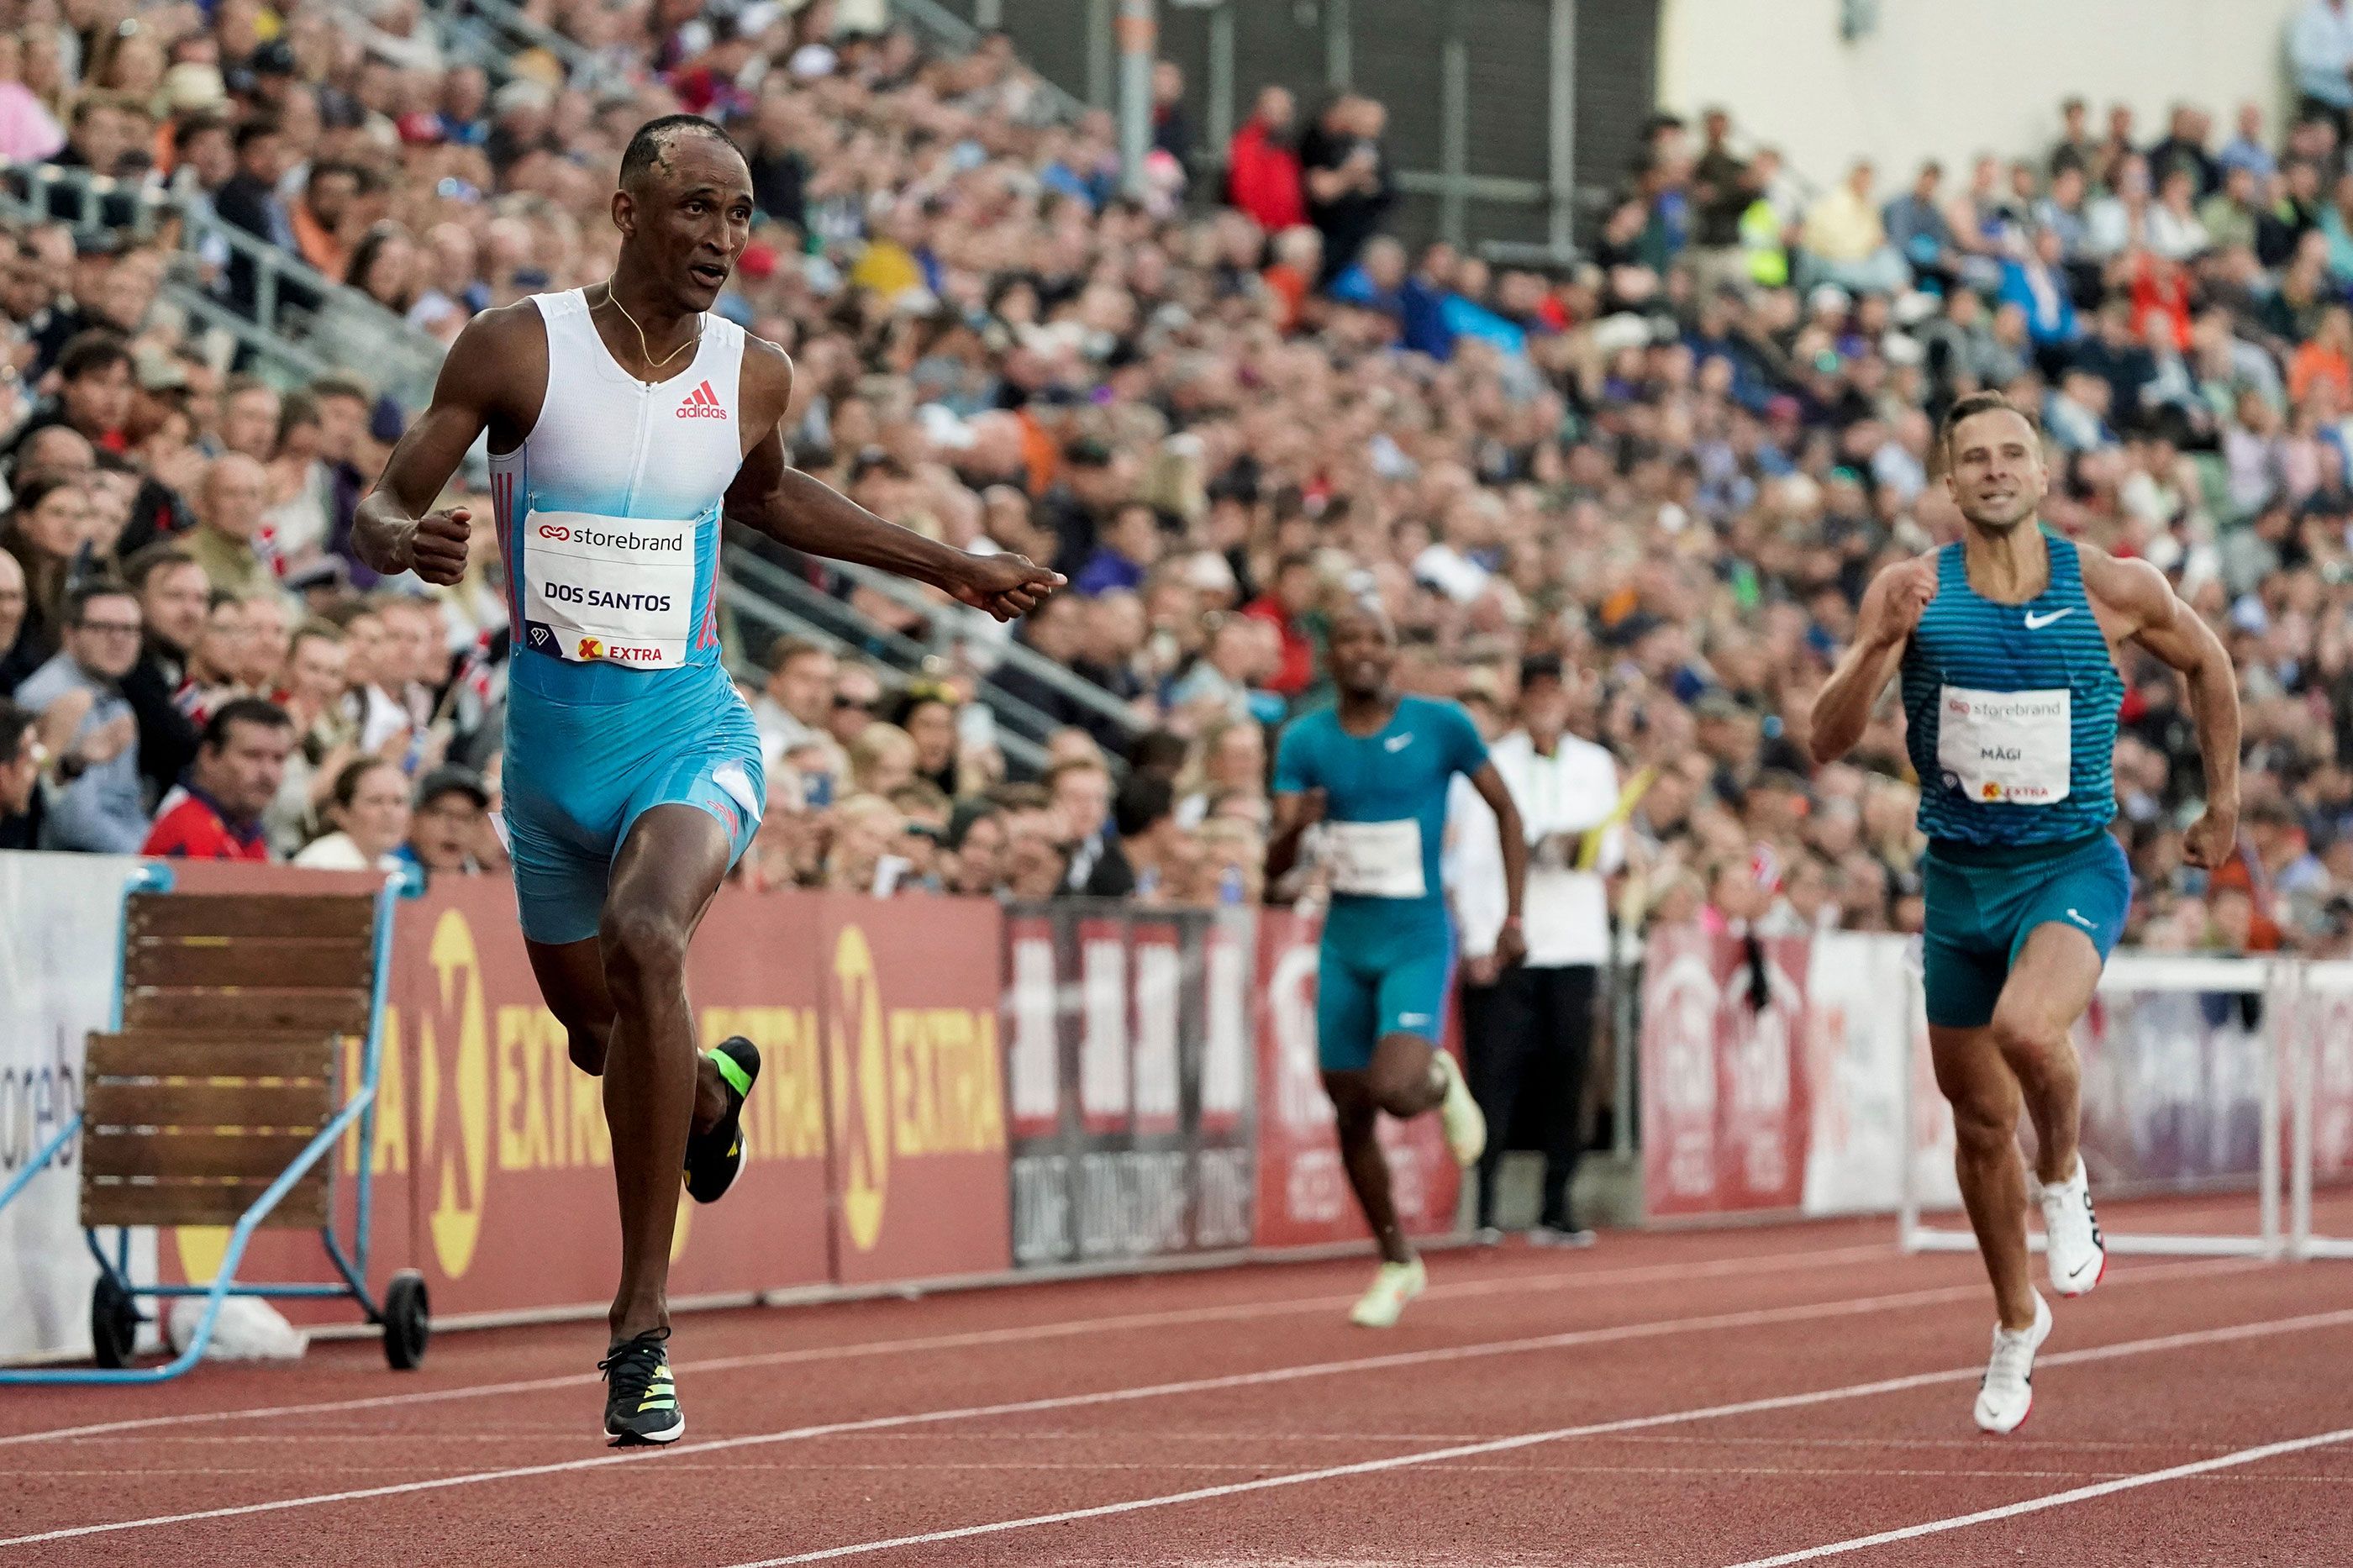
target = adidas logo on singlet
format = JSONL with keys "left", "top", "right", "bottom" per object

{"left": 676, "top": 380, "right": 727, "bottom": 420}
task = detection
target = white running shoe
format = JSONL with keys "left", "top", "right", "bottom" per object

{"left": 2038, "top": 1155, "right": 2107, "bottom": 1297}
{"left": 1973, "top": 1291, "right": 2052, "bottom": 1435}
{"left": 1348, "top": 1258, "right": 1427, "bottom": 1329}
{"left": 1431, "top": 1050, "right": 1486, "bottom": 1168}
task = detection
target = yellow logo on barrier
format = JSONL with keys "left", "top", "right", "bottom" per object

{"left": 825, "top": 923, "right": 1008, "bottom": 1254}
{"left": 829, "top": 926, "right": 891, "bottom": 1253}
{"left": 418, "top": 909, "right": 492, "bottom": 1280}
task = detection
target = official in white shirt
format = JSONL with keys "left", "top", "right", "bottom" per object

{"left": 1448, "top": 658, "right": 1621, "bottom": 1243}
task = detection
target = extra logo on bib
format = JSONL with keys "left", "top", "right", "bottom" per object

{"left": 1937, "top": 686, "right": 2070, "bottom": 805}
{"left": 523, "top": 508, "right": 697, "bottom": 670}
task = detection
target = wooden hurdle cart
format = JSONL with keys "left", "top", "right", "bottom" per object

{"left": 0, "top": 863, "right": 426, "bottom": 1383}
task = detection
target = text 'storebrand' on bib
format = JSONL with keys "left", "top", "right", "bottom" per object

{"left": 523, "top": 508, "right": 697, "bottom": 669}
{"left": 1936, "top": 685, "right": 2071, "bottom": 805}
{"left": 1324, "top": 818, "right": 1426, "bottom": 898}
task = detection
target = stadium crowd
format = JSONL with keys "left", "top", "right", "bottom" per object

{"left": 0, "top": 0, "right": 2350, "bottom": 962}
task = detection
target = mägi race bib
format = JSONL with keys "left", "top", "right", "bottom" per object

{"left": 1937, "top": 685, "right": 2070, "bottom": 805}
{"left": 524, "top": 508, "right": 696, "bottom": 669}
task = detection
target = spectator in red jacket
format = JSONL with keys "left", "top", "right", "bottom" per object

{"left": 142, "top": 695, "right": 292, "bottom": 861}
{"left": 1240, "top": 551, "right": 1319, "bottom": 698}
{"left": 1225, "top": 86, "right": 1303, "bottom": 236}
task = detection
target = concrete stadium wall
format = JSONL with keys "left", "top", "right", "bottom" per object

{"left": 1658, "top": 0, "right": 2305, "bottom": 190}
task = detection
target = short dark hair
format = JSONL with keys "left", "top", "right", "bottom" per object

{"left": 619, "top": 113, "right": 741, "bottom": 191}
{"left": 201, "top": 697, "right": 292, "bottom": 750}
{"left": 232, "top": 117, "right": 282, "bottom": 155}
{"left": 329, "top": 755, "right": 400, "bottom": 813}
{"left": 308, "top": 375, "right": 369, "bottom": 405}
{"left": 171, "top": 112, "right": 229, "bottom": 155}
{"left": 6, "top": 471, "right": 82, "bottom": 521}
{"left": 122, "top": 541, "right": 197, "bottom": 591}
{"left": 55, "top": 329, "right": 133, "bottom": 384}
{"left": 1113, "top": 776, "right": 1176, "bottom": 839}
{"left": 945, "top": 798, "right": 1001, "bottom": 850}
{"left": 1937, "top": 390, "right": 2040, "bottom": 470}
{"left": 276, "top": 389, "right": 320, "bottom": 444}
{"left": 65, "top": 577, "right": 136, "bottom": 627}
{"left": 1127, "top": 729, "right": 1190, "bottom": 777}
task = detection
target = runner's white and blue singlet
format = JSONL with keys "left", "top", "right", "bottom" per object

{"left": 489, "top": 288, "right": 765, "bottom": 944}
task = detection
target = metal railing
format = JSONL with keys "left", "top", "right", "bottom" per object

{"left": 417, "top": 0, "right": 597, "bottom": 85}
{"left": 820, "top": 554, "right": 1145, "bottom": 739}
{"left": 0, "top": 182, "right": 329, "bottom": 396}
{"left": 728, "top": 539, "right": 1118, "bottom": 781}
{"left": 725, "top": 549, "right": 1060, "bottom": 780}
{"left": 7, "top": 164, "right": 445, "bottom": 409}
{"left": 892, "top": 0, "right": 1089, "bottom": 124}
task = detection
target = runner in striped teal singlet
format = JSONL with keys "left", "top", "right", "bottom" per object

{"left": 1812, "top": 392, "right": 2241, "bottom": 1437}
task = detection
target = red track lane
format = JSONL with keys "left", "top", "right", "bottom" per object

{"left": 4, "top": 1200, "right": 2350, "bottom": 1567}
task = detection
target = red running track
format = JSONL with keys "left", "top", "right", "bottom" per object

{"left": 5, "top": 1195, "right": 2353, "bottom": 1567}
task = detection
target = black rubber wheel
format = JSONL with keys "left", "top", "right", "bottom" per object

{"left": 90, "top": 1274, "right": 137, "bottom": 1370}
{"left": 382, "top": 1270, "right": 430, "bottom": 1371}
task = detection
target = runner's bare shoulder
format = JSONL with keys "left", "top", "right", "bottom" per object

{"left": 735, "top": 331, "right": 797, "bottom": 440}
{"left": 2070, "top": 539, "right": 2173, "bottom": 628}
{"left": 445, "top": 299, "right": 551, "bottom": 450}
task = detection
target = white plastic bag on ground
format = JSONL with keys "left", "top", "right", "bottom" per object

{"left": 165, "top": 1296, "right": 308, "bottom": 1360}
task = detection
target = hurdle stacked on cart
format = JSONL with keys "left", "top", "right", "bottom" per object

{"left": 35, "top": 881, "right": 432, "bottom": 1379}
{"left": 79, "top": 892, "right": 375, "bottom": 1234}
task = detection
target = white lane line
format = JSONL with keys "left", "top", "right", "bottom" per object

{"left": 0, "top": 1240, "right": 1898, "bottom": 1450}
{"left": 1717, "top": 1425, "right": 2353, "bottom": 1566}
{"left": 724, "top": 1305, "right": 2353, "bottom": 1566}
{"left": 0, "top": 1260, "right": 2266, "bottom": 1551}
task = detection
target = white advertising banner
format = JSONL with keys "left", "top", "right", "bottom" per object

{"left": 1800, "top": 932, "right": 1959, "bottom": 1216}
{"left": 0, "top": 851, "right": 155, "bottom": 1361}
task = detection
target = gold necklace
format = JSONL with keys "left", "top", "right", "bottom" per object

{"left": 597, "top": 283, "right": 700, "bottom": 374}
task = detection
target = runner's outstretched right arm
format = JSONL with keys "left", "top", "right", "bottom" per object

{"left": 1809, "top": 555, "right": 1936, "bottom": 764}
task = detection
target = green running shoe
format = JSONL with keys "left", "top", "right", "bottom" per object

{"left": 599, "top": 1327, "right": 683, "bottom": 1445}
{"left": 684, "top": 1036, "right": 759, "bottom": 1205}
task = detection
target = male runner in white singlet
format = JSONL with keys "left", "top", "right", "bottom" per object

{"left": 355, "top": 116, "right": 1061, "bottom": 1444}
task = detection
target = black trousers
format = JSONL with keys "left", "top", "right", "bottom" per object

{"left": 1461, "top": 964, "right": 1597, "bottom": 1230}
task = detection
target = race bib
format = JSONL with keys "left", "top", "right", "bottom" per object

{"left": 1324, "top": 818, "right": 1426, "bottom": 898}
{"left": 1937, "top": 686, "right": 2071, "bottom": 805}
{"left": 522, "top": 508, "right": 697, "bottom": 670}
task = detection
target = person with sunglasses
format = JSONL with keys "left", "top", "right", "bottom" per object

{"left": 825, "top": 660, "right": 884, "bottom": 748}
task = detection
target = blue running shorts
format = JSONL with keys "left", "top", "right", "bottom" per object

{"left": 1920, "top": 830, "right": 2130, "bottom": 1029}
{"left": 501, "top": 680, "right": 765, "bottom": 945}
{"left": 1315, "top": 899, "right": 1455, "bottom": 1073}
